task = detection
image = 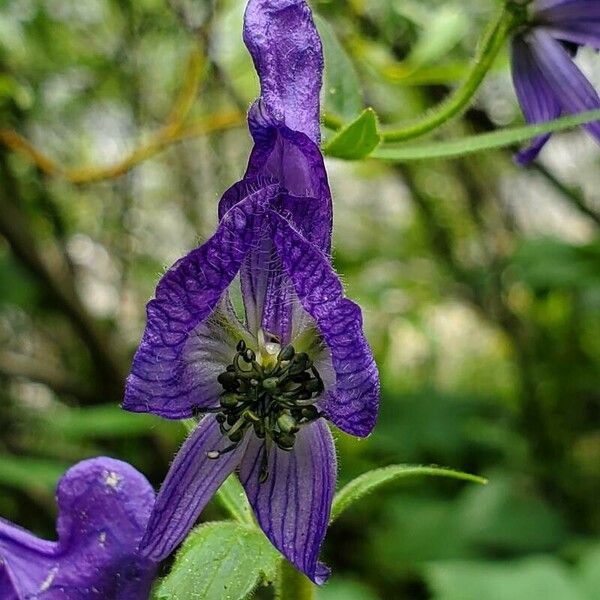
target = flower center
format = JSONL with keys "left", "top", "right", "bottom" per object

{"left": 207, "top": 336, "right": 324, "bottom": 480}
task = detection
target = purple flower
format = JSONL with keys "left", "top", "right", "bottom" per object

{"left": 511, "top": 0, "right": 600, "bottom": 164}
{"left": 123, "top": 0, "right": 379, "bottom": 585}
{"left": 0, "top": 457, "right": 157, "bottom": 599}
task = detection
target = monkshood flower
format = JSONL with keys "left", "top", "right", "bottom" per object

{"left": 0, "top": 458, "right": 156, "bottom": 599}
{"left": 511, "top": 0, "right": 600, "bottom": 164}
{"left": 123, "top": 0, "right": 379, "bottom": 585}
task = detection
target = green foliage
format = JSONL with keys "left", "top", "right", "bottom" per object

{"left": 405, "top": 5, "right": 469, "bottom": 71}
{"left": 155, "top": 522, "right": 280, "bottom": 600}
{"left": 509, "top": 238, "right": 600, "bottom": 292}
{"left": 331, "top": 464, "right": 486, "bottom": 523}
{"left": 372, "top": 109, "right": 600, "bottom": 160}
{"left": 424, "top": 557, "right": 591, "bottom": 600}
{"left": 214, "top": 474, "right": 254, "bottom": 526}
{"left": 1, "top": 1, "right": 599, "bottom": 598}
{"left": 44, "top": 405, "right": 161, "bottom": 439}
{"left": 314, "top": 15, "right": 363, "bottom": 122}
{"left": 0, "top": 455, "right": 68, "bottom": 494}
{"left": 323, "top": 108, "right": 380, "bottom": 159}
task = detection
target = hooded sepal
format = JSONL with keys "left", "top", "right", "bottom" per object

{"left": 243, "top": 0, "right": 324, "bottom": 145}
{"left": 0, "top": 458, "right": 156, "bottom": 600}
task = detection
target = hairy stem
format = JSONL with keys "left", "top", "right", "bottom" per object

{"left": 380, "top": 4, "right": 518, "bottom": 142}
{"left": 275, "top": 561, "right": 315, "bottom": 600}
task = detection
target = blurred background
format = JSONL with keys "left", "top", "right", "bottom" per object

{"left": 0, "top": 0, "right": 599, "bottom": 598}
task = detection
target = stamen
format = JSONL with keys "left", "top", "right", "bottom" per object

{"left": 213, "top": 337, "right": 326, "bottom": 479}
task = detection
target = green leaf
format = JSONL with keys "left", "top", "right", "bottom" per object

{"left": 45, "top": 405, "right": 161, "bottom": 439}
{"left": 425, "top": 557, "right": 585, "bottom": 600}
{"left": 156, "top": 522, "right": 280, "bottom": 600}
{"left": 314, "top": 15, "right": 362, "bottom": 122}
{"left": 323, "top": 108, "right": 381, "bottom": 159}
{"left": 215, "top": 474, "right": 254, "bottom": 525}
{"left": 330, "top": 464, "right": 487, "bottom": 523}
{"left": 0, "top": 455, "right": 67, "bottom": 494}
{"left": 373, "top": 109, "right": 600, "bottom": 161}
{"left": 577, "top": 543, "right": 600, "bottom": 598}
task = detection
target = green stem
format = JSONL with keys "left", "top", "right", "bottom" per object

{"left": 380, "top": 4, "right": 519, "bottom": 143}
{"left": 275, "top": 560, "right": 315, "bottom": 600}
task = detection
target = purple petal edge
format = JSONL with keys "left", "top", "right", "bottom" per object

{"left": 0, "top": 458, "right": 156, "bottom": 600}
{"left": 124, "top": 184, "right": 279, "bottom": 420}
{"left": 240, "top": 420, "right": 335, "bottom": 584}
{"left": 270, "top": 212, "right": 380, "bottom": 437}
{"left": 511, "top": 34, "right": 561, "bottom": 164}
{"left": 243, "top": 0, "right": 324, "bottom": 144}
{"left": 140, "top": 417, "right": 247, "bottom": 562}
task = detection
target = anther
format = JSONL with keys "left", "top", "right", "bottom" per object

{"left": 216, "top": 338, "right": 326, "bottom": 460}
{"left": 262, "top": 377, "right": 279, "bottom": 391}
{"left": 277, "top": 345, "right": 295, "bottom": 362}
{"left": 220, "top": 393, "right": 239, "bottom": 408}
{"left": 277, "top": 413, "right": 299, "bottom": 434}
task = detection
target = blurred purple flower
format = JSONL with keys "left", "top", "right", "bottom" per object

{"left": 0, "top": 457, "right": 156, "bottom": 600}
{"left": 511, "top": 0, "right": 600, "bottom": 164}
{"left": 123, "top": 0, "right": 379, "bottom": 584}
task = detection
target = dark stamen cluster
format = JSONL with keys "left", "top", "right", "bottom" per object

{"left": 208, "top": 339, "right": 324, "bottom": 480}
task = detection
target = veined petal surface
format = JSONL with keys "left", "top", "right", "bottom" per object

{"left": 239, "top": 420, "right": 336, "bottom": 585}
{"left": 528, "top": 29, "right": 600, "bottom": 141}
{"left": 125, "top": 185, "right": 278, "bottom": 419}
{"left": 270, "top": 212, "right": 379, "bottom": 437}
{"left": 140, "top": 416, "right": 247, "bottom": 562}
{"left": 511, "top": 34, "right": 561, "bottom": 164}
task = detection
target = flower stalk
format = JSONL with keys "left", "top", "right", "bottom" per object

{"left": 356, "top": 3, "right": 521, "bottom": 144}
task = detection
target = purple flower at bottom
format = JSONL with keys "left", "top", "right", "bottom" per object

{"left": 511, "top": 0, "right": 600, "bottom": 164}
{"left": 123, "top": 0, "right": 380, "bottom": 585}
{"left": 0, "top": 458, "right": 156, "bottom": 600}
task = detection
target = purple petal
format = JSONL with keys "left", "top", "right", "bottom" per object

{"left": 0, "top": 458, "right": 156, "bottom": 599}
{"left": 534, "top": 0, "right": 600, "bottom": 22}
{"left": 528, "top": 29, "right": 600, "bottom": 141}
{"left": 511, "top": 34, "right": 561, "bottom": 164}
{"left": 0, "top": 561, "right": 19, "bottom": 600}
{"left": 225, "top": 130, "right": 333, "bottom": 252}
{"left": 243, "top": 0, "right": 324, "bottom": 144}
{"left": 270, "top": 212, "right": 379, "bottom": 437}
{"left": 124, "top": 185, "right": 278, "bottom": 419}
{"left": 218, "top": 132, "right": 334, "bottom": 341}
{"left": 140, "top": 416, "right": 247, "bottom": 562}
{"left": 239, "top": 420, "right": 336, "bottom": 584}
{"left": 544, "top": 23, "right": 600, "bottom": 51}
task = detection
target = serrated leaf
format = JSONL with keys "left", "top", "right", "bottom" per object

{"left": 373, "top": 109, "right": 600, "bottom": 161}
{"left": 314, "top": 15, "right": 362, "bottom": 122}
{"left": 324, "top": 108, "right": 380, "bottom": 159}
{"left": 156, "top": 522, "right": 280, "bottom": 600}
{"left": 330, "top": 465, "right": 487, "bottom": 523}
{"left": 215, "top": 474, "right": 254, "bottom": 525}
